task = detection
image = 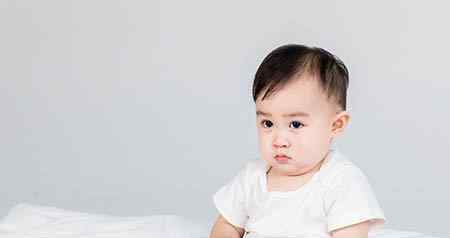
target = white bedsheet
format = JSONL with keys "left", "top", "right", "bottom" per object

{"left": 0, "top": 203, "right": 443, "bottom": 238}
{"left": 0, "top": 203, "right": 208, "bottom": 238}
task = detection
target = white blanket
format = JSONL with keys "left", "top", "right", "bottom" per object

{"left": 0, "top": 203, "right": 442, "bottom": 238}
{"left": 0, "top": 203, "right": 209, "bottom": 238}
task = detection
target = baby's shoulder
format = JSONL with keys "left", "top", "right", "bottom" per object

{"left": 237, "top": 159, "right": 267, "bottom": 185}
{"left": 244, "top": 158, "right": 267, "bottom": 171}
{"left": 318, "top": 156, "right": 369, "bottom": 189}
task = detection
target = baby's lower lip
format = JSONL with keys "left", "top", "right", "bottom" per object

{"left": 274, "top": 156, "right": 290, "bottom": 163}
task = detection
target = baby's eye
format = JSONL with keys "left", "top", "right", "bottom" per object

{"left": 290, "top": 121, "right": 304, "bottom": 129}
{"left": 261, "top": 120, "right": 273, "bottom": 128}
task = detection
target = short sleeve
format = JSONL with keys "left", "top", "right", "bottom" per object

{"left": 324, "top": 165, "right": 386, "bottom": 233}
{"left": 213, "top": 164, "right": 249, "bottom": 228}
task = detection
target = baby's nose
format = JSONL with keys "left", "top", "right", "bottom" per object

{"left": 272, "top": 133, "right": 290, "bottom": 148}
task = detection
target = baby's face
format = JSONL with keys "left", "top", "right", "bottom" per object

{"left": 255, "top": 76, "right": 343, "bottom": 176}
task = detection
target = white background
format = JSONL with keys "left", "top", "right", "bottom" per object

{"left": 1, "top": 1, "right": 449, "bottom": 237}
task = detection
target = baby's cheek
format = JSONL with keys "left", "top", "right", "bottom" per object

{"left": 258, "top": 138, "right": 271, "bottom": 150}
{"left": 257, "top": 134, "right": 269, "bottom": 147}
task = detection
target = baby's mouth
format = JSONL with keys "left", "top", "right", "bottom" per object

{"left": 274, "top": 155, "right": 291, "bottom": 163}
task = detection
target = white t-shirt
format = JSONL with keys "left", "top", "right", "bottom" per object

{"left": 213, "top": 148, "right": 386, "bottom": 238}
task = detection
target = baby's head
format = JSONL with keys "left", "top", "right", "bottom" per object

{"left": 252, "top": 44, "right": 350, "bottom": 176}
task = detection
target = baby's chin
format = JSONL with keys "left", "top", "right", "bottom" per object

{"left": 265, "top": 158, "right": 318, "bottom": 175}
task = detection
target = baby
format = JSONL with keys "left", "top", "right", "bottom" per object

{"left": 209, "top": 44, "right": 386, "bottom": 238}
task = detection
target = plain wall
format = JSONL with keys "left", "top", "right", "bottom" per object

{"left": 1, "top": 1, "right": 449, "bottom": 237}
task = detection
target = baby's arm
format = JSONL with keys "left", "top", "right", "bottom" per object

{"left": 209, "top": 215, "right": 245, "bottom": 238}
{"left": 330, "top": 220, "right": 370, "bottom": 238}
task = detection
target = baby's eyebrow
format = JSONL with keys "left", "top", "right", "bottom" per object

{"left": 256, "top": 110, "right": 310, "bottom": 118}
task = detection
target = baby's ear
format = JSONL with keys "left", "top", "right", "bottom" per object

{"left": 331, "top": 111, "right": 350, "bottom": 137}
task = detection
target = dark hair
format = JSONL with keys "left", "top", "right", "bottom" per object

{"left": 252, "top": 44, "right": 349, "bottom": 111}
